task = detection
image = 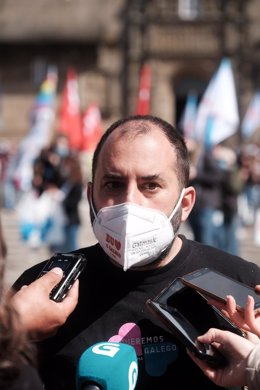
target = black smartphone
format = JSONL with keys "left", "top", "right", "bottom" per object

{"left": 182, "top": 268, "right": 260, "bottom": 313}
{"left": 37, "top": 252, "right": 87, "bottom": 302}
{"left": 146, "top": 277, "right": 245, "bottom": 367}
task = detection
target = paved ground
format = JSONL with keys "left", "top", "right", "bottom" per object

{"left": 2, "top": 200, "right": 260, "bottom": 288}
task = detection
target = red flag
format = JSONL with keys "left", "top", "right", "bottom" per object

{"left": 136, "top": 64, "right": 151, "bottom": 115}
{"left": 81, "top": 103, "right": 103, "bottom": 152}
{"left": 58, "top": 68, "right": 82, "bottom": 150}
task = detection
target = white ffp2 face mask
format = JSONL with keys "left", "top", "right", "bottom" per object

{"left": 91, "top": 189, "right": 185, "bottom": 271}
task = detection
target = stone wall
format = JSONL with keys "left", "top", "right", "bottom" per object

{"left": 0, "top": 0, "right": 259, "bottom": 144}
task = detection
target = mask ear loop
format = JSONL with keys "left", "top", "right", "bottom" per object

{"left": 168, "top": 188, "right": 186, "bottom": 221}
{"left": 89, "top": 192, "right": 98, "bottom": 220}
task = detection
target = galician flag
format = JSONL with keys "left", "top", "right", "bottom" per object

{"left": 241, "top": 91, "right": 260, "bottom": 139}
{"left": 179, "top": 91, "right": 198, "bottom": 139}
{"left": 194, "top": 58, "right": 239, "bottom": 147}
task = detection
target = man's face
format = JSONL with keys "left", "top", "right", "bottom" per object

{"left": 92, "top": 123, "right": 181, "bottom": 218}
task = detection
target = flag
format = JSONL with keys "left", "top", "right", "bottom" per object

{"left": 81, "top": 103, "right": 103, "bottom": 152}
{"left": 29, "top": 66, "right": 57, "bottom": 144}
{"left": 194, "top": 58, "right": 239, "bottom": 147}
{"left": 179, "top": 91, "right": 198, "bottom": 139}
{"left": 58, "top": 68, "right": 82, "bottom": 150}
{"left": 241, "top": 91, "right": 260, "bottom": 139}
{"left": 13, "top": 67, "right": 58, "bottom": 191}
{"left": 136, "top": 63, "right": 151, "bottom": 115}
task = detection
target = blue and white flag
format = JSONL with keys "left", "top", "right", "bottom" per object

{"left": 241, "top": 91, "right": 260, "bottom": 139}
{"left": 179, "top": 91, "right": 198, "bottom": 139}
{"left": 194, "top": 58, "right": 239, "bottom": 147}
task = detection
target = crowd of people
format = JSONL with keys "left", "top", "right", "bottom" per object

{"left": 30, "top": 133, "right": 83, "bottom": 253}
{"left": 1, "top": 133, "right": 84, "bottom": 254}
{"left": 186, "top": 136, "right": 260, "bottom": 256}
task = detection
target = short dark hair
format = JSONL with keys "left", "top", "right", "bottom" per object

{"left": 92, "top": 115, "right": 190, "bottom": 187}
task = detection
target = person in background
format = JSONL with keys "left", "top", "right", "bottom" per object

{"left": 32, "top": 136, "right": 82, "bottom": 253}
{"left": 59, "top": 154, "right": 83, "bottom": 252}
{"left": 188, "top": 142, "right": 245, "bottom": 255}
{"left": 32, "top": 133, "right": 70, "bottom": 196}
{"left": 212, "top": 144, "right": 245, "bottom": 255}
{"left": 238, "top": 143, "right": 260, "bottom": 246}
{"left": 0, "top": 213, "right": 7, "bottom": 263}
{"left": 12, "top": 115, "right": 260, "bottom": 390}
{"left": 188, "top": 144, "right": 227, "bottom": 249}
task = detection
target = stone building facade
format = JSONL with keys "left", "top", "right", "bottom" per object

{"left": 0, "top": 0, "right": 259, "bottom": 144}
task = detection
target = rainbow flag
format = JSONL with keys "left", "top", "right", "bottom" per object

{"left": 13, "top": 67, "right": 58, "bottom": 191}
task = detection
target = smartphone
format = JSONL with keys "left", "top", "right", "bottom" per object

{"left": 146, "top": 277, "right": 245, "bottom": 367}
{"left": 37, "top": 252, "right": 87, "bottom": 302}
{"left": 182, "top": 268, "right": 260, "bottom": 313}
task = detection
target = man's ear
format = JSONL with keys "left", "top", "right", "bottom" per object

{"left": 181, "top": 186, "right": 196, "bottom": 222}
{"left": 86, "top": 182, "right": 92, "bottom": 203}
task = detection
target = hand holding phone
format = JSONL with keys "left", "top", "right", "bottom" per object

{"left": 13, "top": 265, "right": 80, "bottom": 340}
{"left": 181, "top": 268, "right": 260, "bottom": 313}
{"left": 37, "top": 252, "right": 87, "bottom": 302}
{"left": 146, "top": 277, "right": 245, "bottom": 367}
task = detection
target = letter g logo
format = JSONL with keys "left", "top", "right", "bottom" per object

{"left": 128, "top": 360, "right": 138, "bottom": 390}
{"left": 92, "top": 342, "right": 120, "bottom": 358}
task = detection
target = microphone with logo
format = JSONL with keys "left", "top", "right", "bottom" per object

{"left": 76, "top": 341, "right": 138, "bottom": 390}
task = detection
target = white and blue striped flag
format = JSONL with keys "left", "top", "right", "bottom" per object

{"left": 241, "top": 91, "right": 260, "bottom": 139}
{"left": 194, "top": 58, "right": 239, "bottom": 147}
{"left": 179, "top": 91, "right": 198, "bottom": 139}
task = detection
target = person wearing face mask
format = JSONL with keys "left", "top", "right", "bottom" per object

{"left": 12, "top": 115, "right": 260, "bottom": 390}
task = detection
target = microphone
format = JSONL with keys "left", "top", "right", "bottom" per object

{"left": 76, "top": 341, "right": 138, "bottom": 390}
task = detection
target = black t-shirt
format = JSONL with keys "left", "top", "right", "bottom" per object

{"left": 13, "top": 235, "right": 260, "bottom": 390}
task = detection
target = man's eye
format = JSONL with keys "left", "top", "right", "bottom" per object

{"left": 143, "top": 182, "right": 159, "bottom": 190}
{"left": 104, "top": 181, "right": 124, "bottom": 190}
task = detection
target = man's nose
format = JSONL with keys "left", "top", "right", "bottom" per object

{"left": 124, "top": 184, "right": 142, "bottom": 204}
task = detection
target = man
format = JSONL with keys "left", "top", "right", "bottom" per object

{"left": 13, "top": 115, "right": 260, "bottom": 390}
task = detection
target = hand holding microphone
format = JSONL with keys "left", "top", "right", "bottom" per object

{"left": 76, "top": 341, "right": 138, "bottom": 390}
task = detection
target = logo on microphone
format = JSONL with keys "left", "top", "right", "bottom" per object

{"left": 92, "top": 342, "right": 120, "bottom": 357}
{"left": 128, "top": 360, "right": 138, "bottom": 390}
{"left": 91, "top": 342, "right": 138, "bottom": 390}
